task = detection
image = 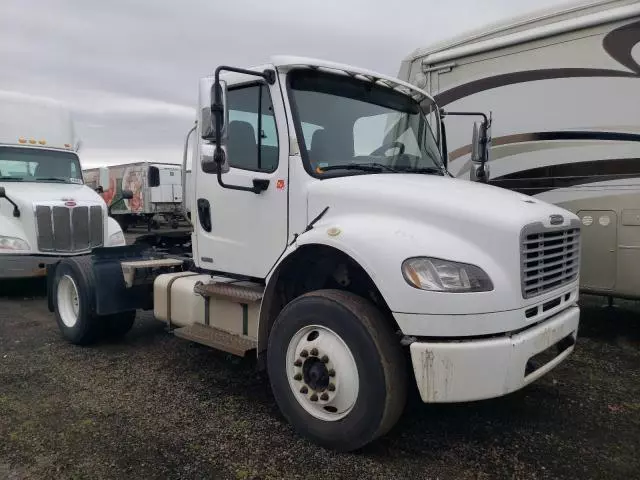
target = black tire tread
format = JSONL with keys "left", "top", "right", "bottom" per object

{"left": 301, "top": 289, "right": 407, "bottom": 441}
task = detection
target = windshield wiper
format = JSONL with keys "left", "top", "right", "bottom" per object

{"left": 319, "top": 163, "right": 398, "bottom": 173}
{"left": 35, "top": 177, "right": 69, "bottom": 183}
{"left": 0, "top": 176, "right": 23, "bottom": 181}
{"left": 397, "top": 166, "right": 444, "bottom": 175}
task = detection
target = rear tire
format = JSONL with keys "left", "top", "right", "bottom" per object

{"left": 52, "top": 257, "right": 101, "bottom": 345}
{"left": 267, "top": 289, "right": 406, "bottom": 452}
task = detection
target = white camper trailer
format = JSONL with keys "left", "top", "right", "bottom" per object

{"left": 0, "top": 92, "right": 125, "bottom": 279}
{"left": 399, "top": 0, "right": 640, "bottom": 300}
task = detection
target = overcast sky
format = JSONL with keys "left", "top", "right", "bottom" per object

{"left": 2, "top": 0, "right": 570, "bottom": 167}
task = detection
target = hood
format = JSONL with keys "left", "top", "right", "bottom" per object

{"left": 0, "top": 182, "right": 104, "bottom": 207}
{"left": 305, "top": 173, "right": 579, "bottom": 315}
{"left": 0, "top": 182, "right": 107, "bottom": 254}
{"left": 307, "top": 173, "right": 573, "bottom": 233}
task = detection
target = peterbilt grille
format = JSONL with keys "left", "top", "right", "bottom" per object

{"left": 35, "top": 204, "right": 104, "bottom": 252}
{"left": 521, "top": 224, "right": 580, "bottom": 298}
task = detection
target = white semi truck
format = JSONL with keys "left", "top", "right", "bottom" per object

{"left": 46, "top": 57, "right": 581, "bottom": 451}
{"left": 0, "top": 92, "right": 126, "bottom": 279}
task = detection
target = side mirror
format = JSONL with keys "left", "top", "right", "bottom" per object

{"left": 200, "top": 78, "right": 229, "bottom": 175}
{"left": 0, "top": 186, "right": 5, "bottom": 198}
{"left": 95, "top": 185, "right": 104, "bottom": 194}
{"left": 107, "top": 190, "right": 133, "bottom": 216}
{"left": 122, "top": 189, "right": 134, "bottom": 200}
{"left": 470, "top": 119, "right": 491, "bottom": 183}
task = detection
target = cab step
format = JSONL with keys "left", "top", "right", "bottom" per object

{"left": 194, "top": 280, "right": 264, "bottom": 303}
{"left": 173, "top": 323, "right": 257, "bottom": 357}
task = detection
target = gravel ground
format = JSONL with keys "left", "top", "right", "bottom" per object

{"left": 0, "top": 279, "right": 638, "bottom": 480}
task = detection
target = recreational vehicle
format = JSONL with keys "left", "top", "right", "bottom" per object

{"left": 399, "top": 0, "right": 640, "bottom": 299}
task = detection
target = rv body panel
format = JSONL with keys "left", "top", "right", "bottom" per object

{"left": 401, "top": 0, "right": 640, "bottom": 298}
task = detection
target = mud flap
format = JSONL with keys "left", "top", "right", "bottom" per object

{"left": 46, "top": 263, "right": 58, "bottom": 313}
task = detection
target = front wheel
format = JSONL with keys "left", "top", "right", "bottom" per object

{"left": 267, "top": 290, "right": 407, "bottom": 452}
{"left": 52, "top": 257, "right": 101, "bottom": 345}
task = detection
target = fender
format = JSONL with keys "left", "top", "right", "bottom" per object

{"left": 106, "top": 216, "right": 126, "bottom": 247}
{"left": 257, "top": 211, "right": 518, "bottom": 357}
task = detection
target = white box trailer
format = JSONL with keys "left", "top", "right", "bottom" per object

{"left": 398, "top": 0, "right": 640, "bottom": 300}
{"left": 0, "top": 92, "right": 125, "bottom": 279}
{"left": 83, "top": 162, "right": 184, "bottom": 231}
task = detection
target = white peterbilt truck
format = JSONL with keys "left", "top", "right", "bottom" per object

{"left": 46, "top": 57, "right": 581, "bottom": 451}
{"left": 0, "top": 93, "right": 126, "bottom": 279}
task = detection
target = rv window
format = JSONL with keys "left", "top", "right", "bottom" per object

{"left": 148, "top": 166, "right": 160, "bottom": 187}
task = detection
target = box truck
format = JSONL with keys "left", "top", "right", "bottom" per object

{"left": 83, "top": 162, "right": 184, "bottom": 231}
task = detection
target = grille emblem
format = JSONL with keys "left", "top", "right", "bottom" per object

{"left": 549, "top": 215, "right": 564, "bottom": 225}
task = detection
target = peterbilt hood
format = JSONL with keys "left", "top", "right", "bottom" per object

{"left": 307, "top": 174, "right": 574, "bottom": 231}
{"left": 0, "top": 182, "right": 104, "bottom": 206}
{"left": 0, "top": 182, "right": 106, "bottom": 254}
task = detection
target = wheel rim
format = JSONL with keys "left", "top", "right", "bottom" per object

{"left": 286, "top": 325, "right": 359, "bottom": 422}
{"left": 57, "top": 274, "right": 80, "bottom": 328}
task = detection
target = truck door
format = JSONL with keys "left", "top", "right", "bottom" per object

{"left": 194, "top": 78, "right": 289, "bottom": 279}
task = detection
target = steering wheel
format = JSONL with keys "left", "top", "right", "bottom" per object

{"left": 370, "top": 141, "right": 406, "bottom": 157}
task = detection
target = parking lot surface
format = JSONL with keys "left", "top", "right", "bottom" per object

{"left": 1, "top": 279, "right": 639, "bottom": 480}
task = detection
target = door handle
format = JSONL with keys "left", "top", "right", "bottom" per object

{"left": 252, "top": 179, "right": 269, "bottom": 193}
{"left": 197, "top": 198, "right": 212, "bottom": 232}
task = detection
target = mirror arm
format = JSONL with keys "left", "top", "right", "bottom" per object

{"left": 439, "top": 116, "right": 448, "bottom": 169}
{"left": 210, "top": 65, "right": 276, "bottom": 195}
{"left": 440, "top": 109, "right": 488, "bottom": 124}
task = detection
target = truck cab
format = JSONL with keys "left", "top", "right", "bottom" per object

{"left": 0, "top": 93, "right": 126, "bottom": 279}
{"left": 47, "top": 57, "right": 581, "bottom": 452}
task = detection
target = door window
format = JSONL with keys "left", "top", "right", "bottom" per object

{"left": 227, "top": 84, "right": 279, "bottom": 172}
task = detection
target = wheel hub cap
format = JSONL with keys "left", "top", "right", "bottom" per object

{"left": 286, "top": 325, "right": 359, "bottom": 422}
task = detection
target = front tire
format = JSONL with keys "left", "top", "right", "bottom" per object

{"left": 52, "top": 257, "right": 101, "bottom": 345}
{"left": 267, "top": 290, "right": 407, "bottom": 452}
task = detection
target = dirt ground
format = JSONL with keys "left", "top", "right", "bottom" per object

{"left": 0, "top": 279, "right": 638, "bottom": 480}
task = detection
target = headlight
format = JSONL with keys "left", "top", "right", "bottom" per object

{"left": 0, "top": 235, "right": 30, "bottom": 251}
{"left": 108, "top": 231, "right": 126, "bottom": 247}
{"left": 402, "top": 257, "right": 493, "bottom": 292}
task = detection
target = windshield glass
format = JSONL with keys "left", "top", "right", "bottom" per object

{"left": 288, "top": 69, "right": 444, "bottom": 176}
{"left": 0, "top": 147, "right": 83, "bottom": 184}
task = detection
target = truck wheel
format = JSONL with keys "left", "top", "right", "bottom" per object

{"left": 52, "top": 257, "right": 101, "bottom": 345}
{"left": 103, "top": 311, "right": 136, "bottom": 339}
{"left": 267, "top": 289, "right": 406, "bottom": 452}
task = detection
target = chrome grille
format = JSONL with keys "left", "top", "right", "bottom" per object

{"left": 35, "top": 204, "right": 104, "bottom": 252}
{"left": 521, "top": 222, "right": 581, "bottom": 298}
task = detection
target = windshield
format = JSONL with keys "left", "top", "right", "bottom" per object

{"left": 0, "top": 146, "right": 83, "bottom": 184}
{"left": 288, "top": 69, "right": 444, "bottom": 177}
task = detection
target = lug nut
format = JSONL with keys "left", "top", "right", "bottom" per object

{"left": 320, "top": 393, "right": 329, "bottom": 401}
{"left": 310, "top": 348, "right": 318, "bottom": 356}
{"left": 310, "top": 393, "right": 318, "bottom": 402}
{"left": 328, "top": 383, "right": 336, "bottom": 392}
{"left": 300, "top": 386, "right": 308, "bottom": 394}
{"left": 328, "top": 369, "right": 335, "bottom": 377}
{"left": 293, "top": 373, "right": 302, "bottom": 381}
{"left": 294, "top": 359, "right": 302, "bottom": 367}
{"left": 320, "top": 355, "right": 329, "bottom": 363}
{"left": 300, "top": 349, "right": 309, "bottom": 358}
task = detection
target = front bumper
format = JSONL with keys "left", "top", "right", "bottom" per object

{"left": 409, "top": 305, "right": 580, "bottom": 403}
{"left": 0, "top": 254, "right": 67, "bottom": 279}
